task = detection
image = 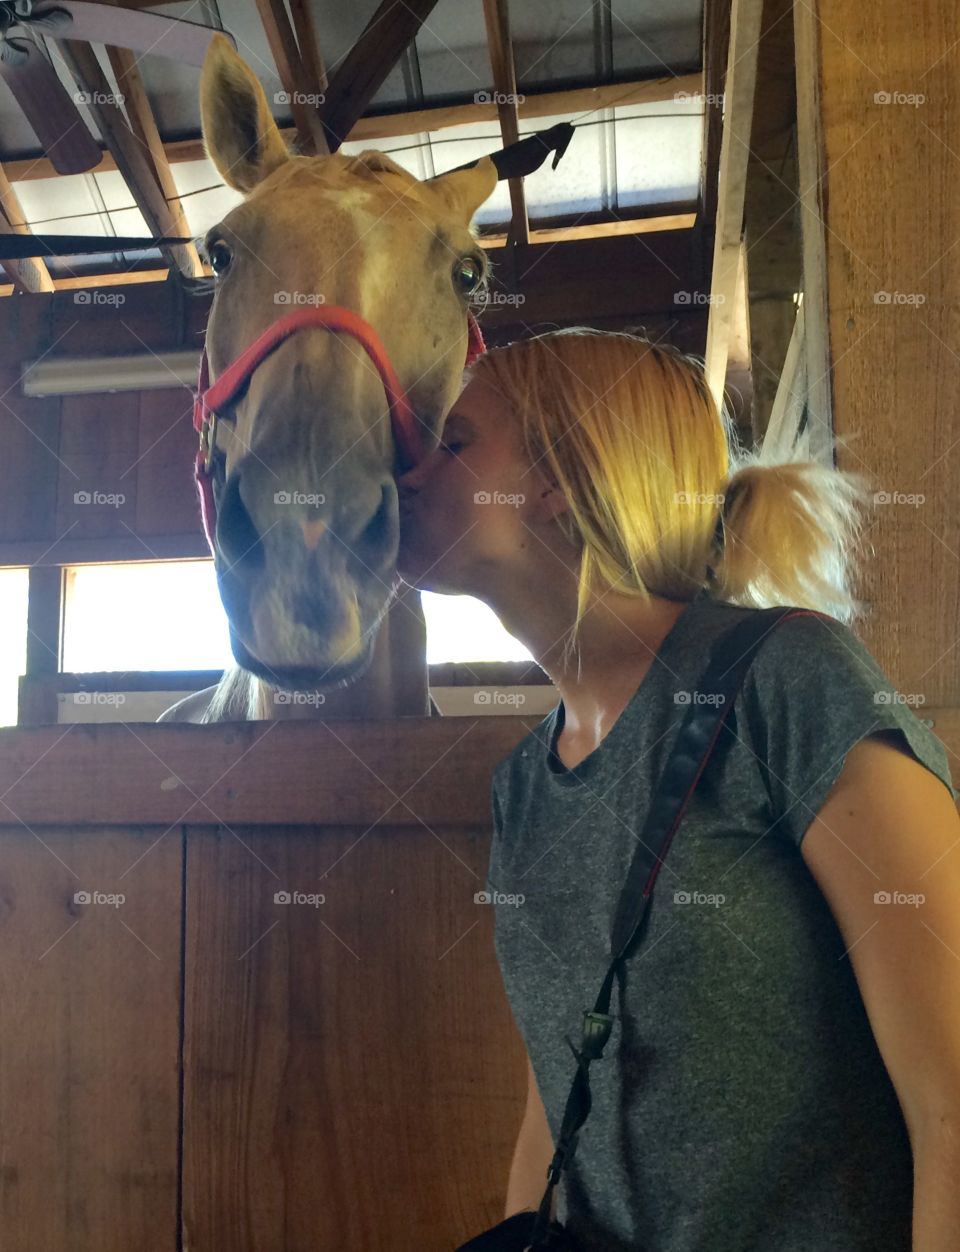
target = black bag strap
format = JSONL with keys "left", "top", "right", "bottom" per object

{"left": 525, "top": 603, "right": 830, "bottom": 1249}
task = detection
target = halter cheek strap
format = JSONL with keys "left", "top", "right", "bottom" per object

{"left": 192, "top": 308, "right": 486, "bottom": 555}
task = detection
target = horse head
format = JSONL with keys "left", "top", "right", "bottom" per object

{"left": 198, "top": 34, "right": 497, "bottom": 692}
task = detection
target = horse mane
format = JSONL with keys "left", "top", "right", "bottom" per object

{"left": 201, "top": 665, "right": 272, "bottom": 722}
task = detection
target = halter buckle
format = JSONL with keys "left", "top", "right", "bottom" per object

{"left": 198, "top": 410, "right": 217, "bottom": 475}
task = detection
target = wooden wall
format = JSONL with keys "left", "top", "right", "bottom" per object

{"left": 812, "top": 0, "right": 960, "bottom": 721}
{"left": 0, "top": 718, "right": 531, "bottom": 1251}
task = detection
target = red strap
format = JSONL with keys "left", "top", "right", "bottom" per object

{"left": 193, "top": 308, "right": 486, "bottom": 553}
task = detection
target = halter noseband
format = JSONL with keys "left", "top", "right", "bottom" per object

{"left": 192, "top": 306, "right": 486, "bottom": 554}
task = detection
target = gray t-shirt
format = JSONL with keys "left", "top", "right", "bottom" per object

{"left": 486, "top": 588, "right": 957, "bottom": 1252}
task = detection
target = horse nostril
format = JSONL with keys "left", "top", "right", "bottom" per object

{"left": 216, "top": 470, "right": 265, "bottom": 574}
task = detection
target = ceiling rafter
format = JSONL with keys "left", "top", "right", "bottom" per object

{"left": 481, "top": 0, "right": 528, "bottom": 246}
{"left": 254, "top": 0, "right": 328, "bottom": 154}
{"left": 318, "top": 0, "right": 441, "bottom": 151}
{"left": 288, "top": 0, "right": 328, "bottom": 99}
{"left": 0, "top": 165, "right": 54, "bottom": 292}
{"left": 102, "top": 36, "right": 202, "bottom": 276}
{"left": 57, "top": 37, "right": 202, "bottom": 278}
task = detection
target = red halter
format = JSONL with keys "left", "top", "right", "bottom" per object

{"left": 193, "top": 307, "right": 486, "bottom": 554}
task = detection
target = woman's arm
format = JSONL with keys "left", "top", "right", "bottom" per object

{"left": 505, "top": 1055, "right": 556, "bottom": 1221}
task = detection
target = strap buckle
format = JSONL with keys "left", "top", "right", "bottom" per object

{"left": 198, "top": 410, "right": 217, "bottom": 475}
{"left": 580, "top": 1010, "right": 614, "bottom": 1060}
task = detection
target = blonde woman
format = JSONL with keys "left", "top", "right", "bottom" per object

{"left": 396, "top": 328, "right": 960, "bottom": 1252}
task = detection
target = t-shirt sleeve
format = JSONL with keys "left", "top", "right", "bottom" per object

{"left": 739, "top": 612, "right": 958, "bottom": 850}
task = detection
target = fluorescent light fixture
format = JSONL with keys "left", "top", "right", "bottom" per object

{"left": 21, "top": 350, "right": 202, "bottom": 397}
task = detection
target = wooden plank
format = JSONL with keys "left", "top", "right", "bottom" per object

{"left": 135, "top": 387, "right": 206, "bottom": 537}
{"left": 703, "top": 0, "right": 764, "bottom": 408}
{"left": 812, "top": 0, "right": 960, "bottom": 699}
{"left": 482, "top": 0, "right": 528, "bottom": 246}
{"left": 289, "top": 0, "right": 328, "bottom": 96}
{"left": 24, "top": 566, "right": 63, "bottom": 675}
{"left": 0, "top": 718, "right": 532, "bottom": 826}
{"left": 104, "top": 40, "right": 203, "bottom": 276}
{"left": 254, "top": 0, "right": 329, "bottom": 154}
{"left": 698, "top": 0, "right": 733, "bottom": 235}
{"left": 2, "top": 72, "right": 702, "bottom": 181}
{"left": 793, "top": 0, "right": 833, "bottom": 465}
{"left": 0, "top": 164, "right": 54, "bottom": 293}
{"left": 0, "top": 380, "right": 61, "bottom": 545}
{"left": 0, "top": 824, "right": 181, "bottom": 1250}
{"left": 183, "top": 820, "right": 524, "bottom": 1249}
{"left": 57, "top": 38, "right": 200, "bottom": 279}
{"left": 320, "top": 0, "right": 445, "bottom": 149}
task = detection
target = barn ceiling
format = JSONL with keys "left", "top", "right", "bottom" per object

{"left": 0, "top": 0, "right": 707, "bottom": 289}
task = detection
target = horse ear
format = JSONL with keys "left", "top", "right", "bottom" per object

{"left": 427, "top": 155, "right": 498, "bottom": 223}
{"left": 200, "top": 33, "right": 290, "bottom": 194}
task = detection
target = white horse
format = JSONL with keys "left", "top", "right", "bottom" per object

{"left": 161, "top": 35, "right": 497, "bottom": 723}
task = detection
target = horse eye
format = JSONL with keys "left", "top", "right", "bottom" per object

{"left": 453, "top": 255, "right": 484, "bottom": 295}
{"left": 207, "top": 240, "right": 233, "bottom": 275}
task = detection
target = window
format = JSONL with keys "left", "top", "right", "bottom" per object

{"left": 0, "top": 568, "right": 29, "bottom": 727}
{"left": 62, "top": 561, "right": 233, "bottom": 672}
{"left": 60, "top": 562, "right": 529, "bottom": 673}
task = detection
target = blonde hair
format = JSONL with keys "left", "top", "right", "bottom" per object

{"left": 468, "top": 327, "right": 874, "bottom": 652}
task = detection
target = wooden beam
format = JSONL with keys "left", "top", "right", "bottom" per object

{"left": 761, "top": 298, "right": 807, "bottom": 460}
{"left": 319, "top": 0, "right": 441, "bottom": 150}
{"left": 254, "top": 0, "right": 329, "bottom": 154}
{"left": 3, "top": 73, "right": 701, "bottom": 182}
{"left": 481, "top": 0, "right": 528, "bottom": 246}
{"left": 24, "top": 566, "right": 63, "bottom": 676}
{"left": 480, "top": 209, "right": 696, "bottom": 248}
{"left": 793, "top": 0, "right": 833, "bottom": 465}
{"left": 703, "top": 0, "right": 764, "bottom": 409}
{"left": 698, "top": 0, "right": 732, "bottom": 234}
{"left": 0, "top": 269, "right": 169, "bottom": 297}
{"left": 289, "top": 0, "right": 328, "bottom": 95}
{"left": 104, "top": 43, "right": 203, "bottom": 278}
{"left": 57, "top": 39, "right": 200, "bottom": 278}
{"left": 0, "top": 165, "right": 55, "bottom": 293}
